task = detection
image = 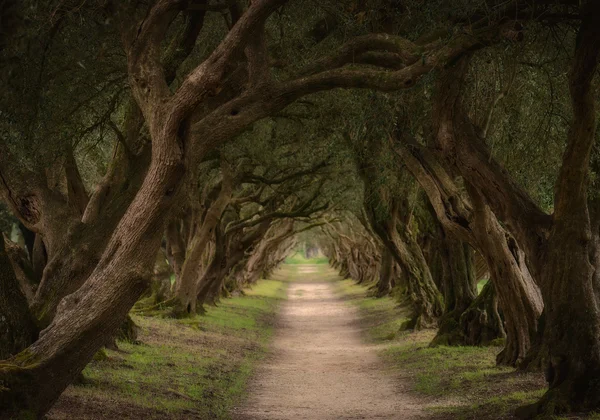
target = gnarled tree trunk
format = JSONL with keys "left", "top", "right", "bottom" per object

{"left": 171, "top": 166, "right": 233, "bottom": 317}
{"left": 393, "top": 123, "right": 541, "bottom": 362}
{"left": 459, "top": 280, "right": 505, "bottom": 345}
{"left": 517, "top": 8, "right": 600, "bottom": 415}
{"left": 430, "top": 229, "right": 477, "bottom": 346}
{"left": 468, "top": 185, "right": 542, "bottom": 366}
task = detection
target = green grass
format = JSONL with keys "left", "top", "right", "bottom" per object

{"left": 334, "top": 278, "right": 549, "bottom": 420}
{"left": 276, "top": 262, "right": 340, "bottom": 283}
{"left": 335, "top": 279, "right": 410, "bottom": 342}
{"left": 284, "top": 251, "right": 329, "bottom": 265}
{"left": 49, "top": 279, "right": 288, "bottom": 420}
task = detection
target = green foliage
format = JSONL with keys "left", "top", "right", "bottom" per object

{"left": 284, "top": 251, "right": 329, "bottom": 265}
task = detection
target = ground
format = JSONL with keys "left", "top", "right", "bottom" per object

{"left": 46, "top": 278, "right": 287, "bottom": 420}
{"left": 45, "top": 262, "right": 600, "bottom": 419}
{"left": 333, "top": 278, "right": 600, "bottom": 420}
{"left": 235, "top": 263, "right": 423, "bottom": 419}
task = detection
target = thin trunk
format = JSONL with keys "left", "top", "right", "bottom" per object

{"left": 166, "top": 219, "right": 186, "bottom": 279}
{"left": 375, "top": 246, "right": 394, "bottom": 297}
{"left": 396, "top": 226, "right": 444, "bottom": 329}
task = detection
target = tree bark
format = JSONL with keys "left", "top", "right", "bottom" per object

{"left": 393, "top": 128, "right": 541, "bottom": 363}
{"left": 375, "top": 246, "right": 395, "bottom": 297}
{"left": 468, "top": 185, "right": 543, "bottom": 366}
{"left": 459, "top": 280, "right": 505, "bottom": 346}
{"left": 517, "top": 6, "right": 600, "bottom": 415}
{"left": 172, "top": 164, "right": 233, "bottom": 317}
{"left": 0, "top": 237, "right": 38, "bottom": 360}
{"left": 30, "top": 143, "right": 150, "bottom": 326}
{"left": 165, "top": 219, "right": 187, "bottom": 280}
{"left": 431, "top": 229, "right": 478, "bottom": 346}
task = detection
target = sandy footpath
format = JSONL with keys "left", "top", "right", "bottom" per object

{"left": 234, "top": 268, "right": 425, "bottom": 419}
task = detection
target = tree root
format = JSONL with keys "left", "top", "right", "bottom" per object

{"left": 131, "top": 296, "right": 177, "bottom": 314}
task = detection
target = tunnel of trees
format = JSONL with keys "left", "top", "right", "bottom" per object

{"left": 1, "top": 0, "right": 600, "bottom": 418}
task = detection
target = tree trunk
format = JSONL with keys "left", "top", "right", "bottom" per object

{"left": 458, "top": 280, "right": 505, "bottom": 346}
{"left": 195, "top": 224, "right": 228, "bottom": 313}
{"left": 361, "top": 185, "right": 443, "bottom": 329}
{"left": 396, "top": 226, "right": 444, "bottom": 329}
{"left": 0, "top": 237, "right": 38, "bottom": 360}
{"left": 0, "top": 99, "right": 185, "bottom": 417}
{"left": 517, "top": 17, "right": 600, "bottom": 406}
{"left": 431, "top": 230, "right": 478, "bottom": 346}
{"left": 165, "top": 219, "right": 187, "bottom": 279}
{"left": 468, "top": 185, "right": 543, "bottom": 367}
{"left": 172, "top": 169, "right": 232, "bottom": 317}
{"left": 244, "top": 221, "right": 294, "bottom": 286}
{"left": 197, "top": 220, "right": 271, "bottom": 310}
{"left": 31, "top": 234, "right": 47, "bottom": 283}
{"left": 375, "top": 246, "right": 394, "bottom": 297}
{"left": 392, "top": 98, "right": 542, "bottom": 365}
{"left": 29, "top": 146, "right": 150, "bottom": 326}
{"left": 4, "top": 240, "right": 36, "bottom": 303}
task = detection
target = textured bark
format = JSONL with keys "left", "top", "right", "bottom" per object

{"left": 375, "top": 216, "right": 442, "bottom": 328}
{"left": 64, "top": 148, "right": 89, "bottom": 216}
{"left": 243, "top": 220, "right": 294, "bottom": 286}
{"left": 375, "top": 246, "right": 395, "bottom": 297}
{"left": 397, "top": 226, "right": 444, "bottom": 329}
{"left": 4, "top": 240, "right": 36, "bottom": 304}
{"left": 165, "top": 219, "right": 187, "bottom": 279}
{"left": 517, "top": 7, "right": 600, "bottom": 416}
{"left": 393, "top": 122, "right": 541, "bottom": 362}
{"left": 31, "top": 234, "right": 47, "bottom": 283}
{"left": 431, "top": 230, "right": 477, "bottom": 346}
{"left": 172, "top": 165, "right": 233, "bottom": 317}
{"left": 0, "top": 237, "right": 38, "bottom": 360}
{"left": 195, "top": 223, "right": 228, "bottom": 311}
{"left": 363, "top": 201, "right": 442, "bottom": 328}
{"left": 30, "top": 140, "right": 150, "bottom": 326}
{"left": 0, "top": 133, "right": 183, "bottom": 418}
{"left": 468, "top": 185, "right": 542, "bottom": 366}
{"left": 197, "top": 218, "right": 272, "bottom": 310}
{"left": 356, "top": 143, "right": 443, "bottom": 329}
{"left": 459, "top": 280, "right": 505, "bottom": 346}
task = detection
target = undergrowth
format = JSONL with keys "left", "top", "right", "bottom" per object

{"left": 48, "top": 279, "right": 287, "bottom": 420}
{"left": 334, "top": 279, "right": 553, "bottom": 420}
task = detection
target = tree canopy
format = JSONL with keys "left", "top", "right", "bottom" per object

{"left": 1, "top": 0, "right": 600, "bottom": 418}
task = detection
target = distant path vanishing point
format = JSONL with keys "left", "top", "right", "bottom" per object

{"left": 234, "top": 265, "right": 425, "bottom": 420}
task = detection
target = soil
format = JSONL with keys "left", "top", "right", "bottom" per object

{"left": 234, "top": 270, "right": 425, "bottom": 419}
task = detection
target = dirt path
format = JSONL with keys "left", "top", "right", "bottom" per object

{"left": 235, "top": 266, "right": 425, "bottom": 419}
